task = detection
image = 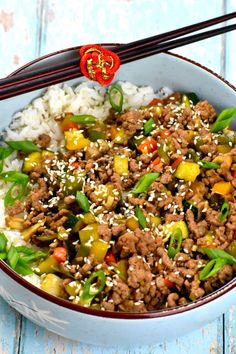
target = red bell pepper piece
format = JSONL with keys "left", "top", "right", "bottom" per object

{"left": 231, "top": 170, "right": 236, "bottom": 178}
{"left": 160, "top": 130, "right": 172, "bottom": 138}
{"left": 164, "top": 278, "right": 175, "bottom": 289}
{"left": 150, "top": 156, "right": 161, "bottom": 168}
{"left": 171, "top": 157, "right": 183, "bottom": 170}
{"left": 137, "top": 137, "right": 157, "bottom": 154}
{"left": 52, "top": 247, "right": 67, "bottom": 263}
{"left": 105, "top": 250, "right": 117, "bottom": 264}
{"left": 148, "top": 98, "right": 163, "bottom": 107}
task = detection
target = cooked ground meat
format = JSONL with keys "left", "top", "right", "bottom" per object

{"left": 3, "top": 90, "right": 235, "bottom": 314}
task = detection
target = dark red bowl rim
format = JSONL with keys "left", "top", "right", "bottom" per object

{"left": 0, "top": 45, "right": 235, "bottom": 320}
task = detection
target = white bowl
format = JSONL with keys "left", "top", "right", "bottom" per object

{"left": 0, "top": 47, "right": 235, "bottom": 347}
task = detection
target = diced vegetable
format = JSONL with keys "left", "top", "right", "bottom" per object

{"left": 149, "top": 215, "right": 161, "bottom": 227}
{"left": 64, "top": 129, "right": 90, "bottom": 150}
{"left": 144, "top": 118, "right": 155, "bottom": 136}
{"left": 76, "top": 191, "right": 90, "bottom": 212}
{"left": 22, "top": 222, "right": 43, "bottom": 241}
{"left": 0, "top": 146, "right": 14, "bottom": 172}
{"left": 157, "top": 143, "right": 170, "bottom": 164}
{"left": 198, "top": 160, "right": 220, "bottom": 169}
{"left": 217, "top": 145, "right": 231, "bottom": 154}
{"left": 64, "top": 214, "right": 79, "bottom": 229}
{"left": 60, "top": 113, "right": 79, "bottom": 132}
{"left": 210, "top": 107, "right": 236, "bottom": 133}
{"left": 175, "top": 161, "right": 200, "bottom": 182}
{"left": 212, "top": 181, "right": 231, "bottom": 196}
{"left": 82, "top": 212, "right": 96, "bottom": 225}
{"left": 168, "top": 228, "right": 183, "bottom": 258}
{"left": 114, "top": 259, "right": 128, "bottom": 282}
{"left": 171, "top": 157, "right": 183, "bottom": 170}
{"left": 0, "top": 171, "right": 29, "bottom": 207}
{"left": 79, "top": 223, "right": 100, "bottom": 245}
{"left": 90, "top": 239, "right": 109, "bottom": 262}
{"left": 105, "top": 250, "right": 117, "bottom": 263}
{"left": 135, "top": 206, "right": 147, "bottom": 229}
{"left": 137, "top": 137, "right": 157, "bottom": 154}
{"left": 199, "top": 258, "right": 227, "bottom": 281}
{"left": 226, "top": 241, "right": 236, "bottom": 257}
{"left": 5, "top": 216, "right": 25, "bottom": 230}
{"left": 37, "top": 255, "right": 59, "bottom": 274}
{"left": 182, "top": 94, "right": 190, "bottom": 107}
{"left": 110, "top": 126, "right": 127, "bottom": 144}
{"left": 7, "top": 245, "right": 19, "bottom": 269}
{"left": 126, "top": 217, "right": 139, "bottom": 231}
{"left": 108, "top": 84, "right": 123, "bottom": 112}
{"left": 133, "top": 173, "right": 159, "bottom": 194}
{"left": 80, "top": 270, "right": 106, "bottom": 306}
{"left": 183, "top": 200, "right": 198, "bottom": 219}
{"left": 219, "top": 201, "right": 230, "bottom": 222}
{"left": 0, "top": 233, "right": 7, "bottom": 252}
{"left": 163, "top": 221, "right": 189, "bottom": 241}
{"left": 160, "top": 130, "right": 172, "bottom": 139}
{"left": 41, "top": 274, "right": 63, "bottom": 297}
{"left": 150, "top": 156, "right": 161, "bottom": 168}
{"left": 202, "top": 247, "right": 236, "bottom": 265}
{"left": 185, "top": 92, "right": 200, "bottom": 105}
{"left": 70, "top": 114, "right": 97, "bottom": 124}
{"left": 23, "top": 151, "right": 42, "bottom": 172}
{"left": 6, "top": 140, "right": 41, "bottom": 152}
{"left": 114, "top": 155, "right": 129, "bottom": 175}
{"left": 52, "top": 247, "right": 67, "bottom": 263}
{"left": 64, "top": 169, "right": 85, "bottom": 194}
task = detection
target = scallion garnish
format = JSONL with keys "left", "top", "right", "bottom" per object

{"left": 199, "top": 258, "right": 227, "bottom": 281}
{"left": 202, "top": 247, "right": 236, "bottom": 265}
{"left": 198, "top": 160, "right": 220, "bottom": 169}
{"left": 108, "top": 84, "right": 123, "bottom": 113}
{"left": 219, "top": 201, "right": 230, "bottom": 222}
{"left": 70, "top": 115, "right": 97, "bottom": 124}
{"left": 135, "top": 206, "right": 147, "bottom": 229}
{"left": 6, "top": 140, "right": 41, "bottom": 152}
{"left": 210, "top": 107, "right": 236, "bottom": 133}
{"left": 133, "top": 173, "right": 159, "bottom": 194}
{"left": 76, "top": 191, "right": 90, "bottom": 213}
{"left": 167, "top": 228, "right": 183, "bottom": 258}
{"left": 144, "top": 118, "right": 155, "bottom": 136}
{"left": 80, "top": 270, "right": 106, "bottom": 305}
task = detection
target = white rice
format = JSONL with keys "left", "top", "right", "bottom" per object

{"left": 0, "top": 80, "right": 170, "bottom": 287}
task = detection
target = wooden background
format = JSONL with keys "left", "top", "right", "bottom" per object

{"left": 0, "top": 0, "right": 235, "bottom": 353}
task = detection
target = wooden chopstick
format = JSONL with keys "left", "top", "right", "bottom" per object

{"left": 0, "top": 15, "right": 236, "bottom": 100}
{"left": 1, "top": 11, "right": 235, "bottom": 89}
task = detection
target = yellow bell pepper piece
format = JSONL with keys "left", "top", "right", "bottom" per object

{"left": 82, "top": 212, "right": 96, "bottom": 225}
{"left": 37, "top": 255, "right": 59, "bottom": 274}
{"left": 79, "top": 223, "right": 100, "bottom": 245}
{"left": 163, "top": 221, "right": 189, "bottom": 242}
{"left": 90, "top": 239, "right": 109, "bottom": 262}
{"left": 22, "top": 222, "right": 43, "bottom": 241}
{"left": 126, "top": 217, "right": 139, "bottom": 231}
{"left": 65, "top": 281, "right": 81, "bottom": 296}
{"left": 41, "top": 273, "right": 63, "bottom": 297}
{"left": 212, "top": 181, "right": 231, "bottom": 196}
{"left": 175, "top": 161, "right": 200, "bottom": 182}
{"left": 114, "top": 155, "right": 129, "bottom": 175}
{"left": 217, "top": 145, "right": 231, "bottom": 154}
{"left": 23, "top": 152, "right": 42, "bottom": 172}
{"left": 5, "top": 216, "right": 25, "bottom": 231}
{"left": 110, "top": 126, "right": 127, "bottom": 144}
{"left": 64, "top": 129, "right": 90, "bottom": 150}
{"left": 150, "top": 215, "right": 161, "bottom": 227}
{"left": 114, "top": 259, "right": 128, "bottom": 282}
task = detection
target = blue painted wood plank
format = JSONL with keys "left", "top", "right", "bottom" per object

{"left": 0, "top": 297, "right": 20, "bottom": 354}
{"left": 224, "top": 306, "right": 236, "bottom": 354}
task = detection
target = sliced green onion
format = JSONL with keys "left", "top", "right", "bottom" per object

{"left": 7, "top": 245, "right": 19, "bottom": 269}
{"left": 210, "top": 107, "right": 236, "bottom": 133}
{"left": 144, "top": 118, "right": 155, "bottom": 136}
{"left": 70, "top": 115, "right": 97, "bottom": 124}
{"left": 219, "top": 201, "right": 230, "bottom": 222}
{"left": 6, "top": 140, "right": 41, "bottom": 152}
{"left": 76, "top": 191, "right": 90, "bottom": 213}
{"left": 15, "top": 259, "right": 34, "bottom": 276}
{"left": 0, "top": 252, "right": 7, "bottom": 260}
{"left": 135, "top": 206, "right": 147, "bottom": 229}
{"left": 0, "top": 232, "right": 7, "bottom": 252}
{"left": 0, "top": 171, "right": 29, "bottom": 183}
{"left": 199, "top": 258, "right": 227, "bottom": 281}
{"left": 4, "top": 180, "right": 28, "bottom": 207}
{"left": 183, "top": 200, "right": 198, "bottom": 219}
{"left": 80, "top": 270, "right": 106, "bottom": 305}
{"left": 133, "top": 173, "right": 159, "bottom": 194}
{"left": 185, "top": 92, "right": 200, "bottom": 105}
{"left": 108, "top": 84, "right": 123, "bottom": 113}
{"left": 64, "top": 214, "right": 79, "bottom": 229}
{"left": 202, "top": 247, "right": 236, "bottom": 265}
{"left": 168, "top": 228, "right": 183, "bottom": 258}
{"left": 198, "top": 160, "right": 220, "bottom": 169}
{"left": 0, "top": 147, "right": 14, "bottom": 172}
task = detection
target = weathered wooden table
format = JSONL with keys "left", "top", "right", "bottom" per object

{"left": 0, "top": 1, "right": 235, "bottom": 353}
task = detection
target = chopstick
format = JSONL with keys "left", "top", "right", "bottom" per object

{"left": 1, "top": 11, "right": 235, "bottom": 89}
{"left": 0, "top": 12, "right": 236, "bottom": 100}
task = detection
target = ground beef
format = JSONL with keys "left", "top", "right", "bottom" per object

{"left": 127, "top": 254, "right": 152, "bottom": 291}
{"left": 195, "top": 100, "right": 217, "bottom": 123}
{"left": 186, "top": 209, "right": 208, "bottom": 239}
{"left": 34, "top": 133, "right": 51, "bottom": 148}
{"left": 118, "top": 111, "right": 143, "bottom": 138}
{"left": 98, "top": 224, "right": 112, "bottom": 243}
{"left": 111, "top": 278, "right": 130, "bottom": 305}
{"left": 6, "top": 200, "right": 25, "bottom": 216}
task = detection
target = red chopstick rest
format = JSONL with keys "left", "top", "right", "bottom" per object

{"left": 79, "top": 44, "right": 120, "bottom": 85}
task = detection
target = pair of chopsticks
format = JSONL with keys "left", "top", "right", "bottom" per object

{"left": 0, "top": 12, "right": 236, "bottom": 100}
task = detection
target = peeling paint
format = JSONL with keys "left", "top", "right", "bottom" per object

{"left": 0, "top": 9, "right": 13, "bottom": 32}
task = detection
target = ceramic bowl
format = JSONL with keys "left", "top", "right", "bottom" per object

{"left": 0, "top": 47, "right": 235, "bottom": 347}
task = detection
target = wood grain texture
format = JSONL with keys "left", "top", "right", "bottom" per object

{"left": 0, "top": 0, "right": 235, "bottom": 353}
